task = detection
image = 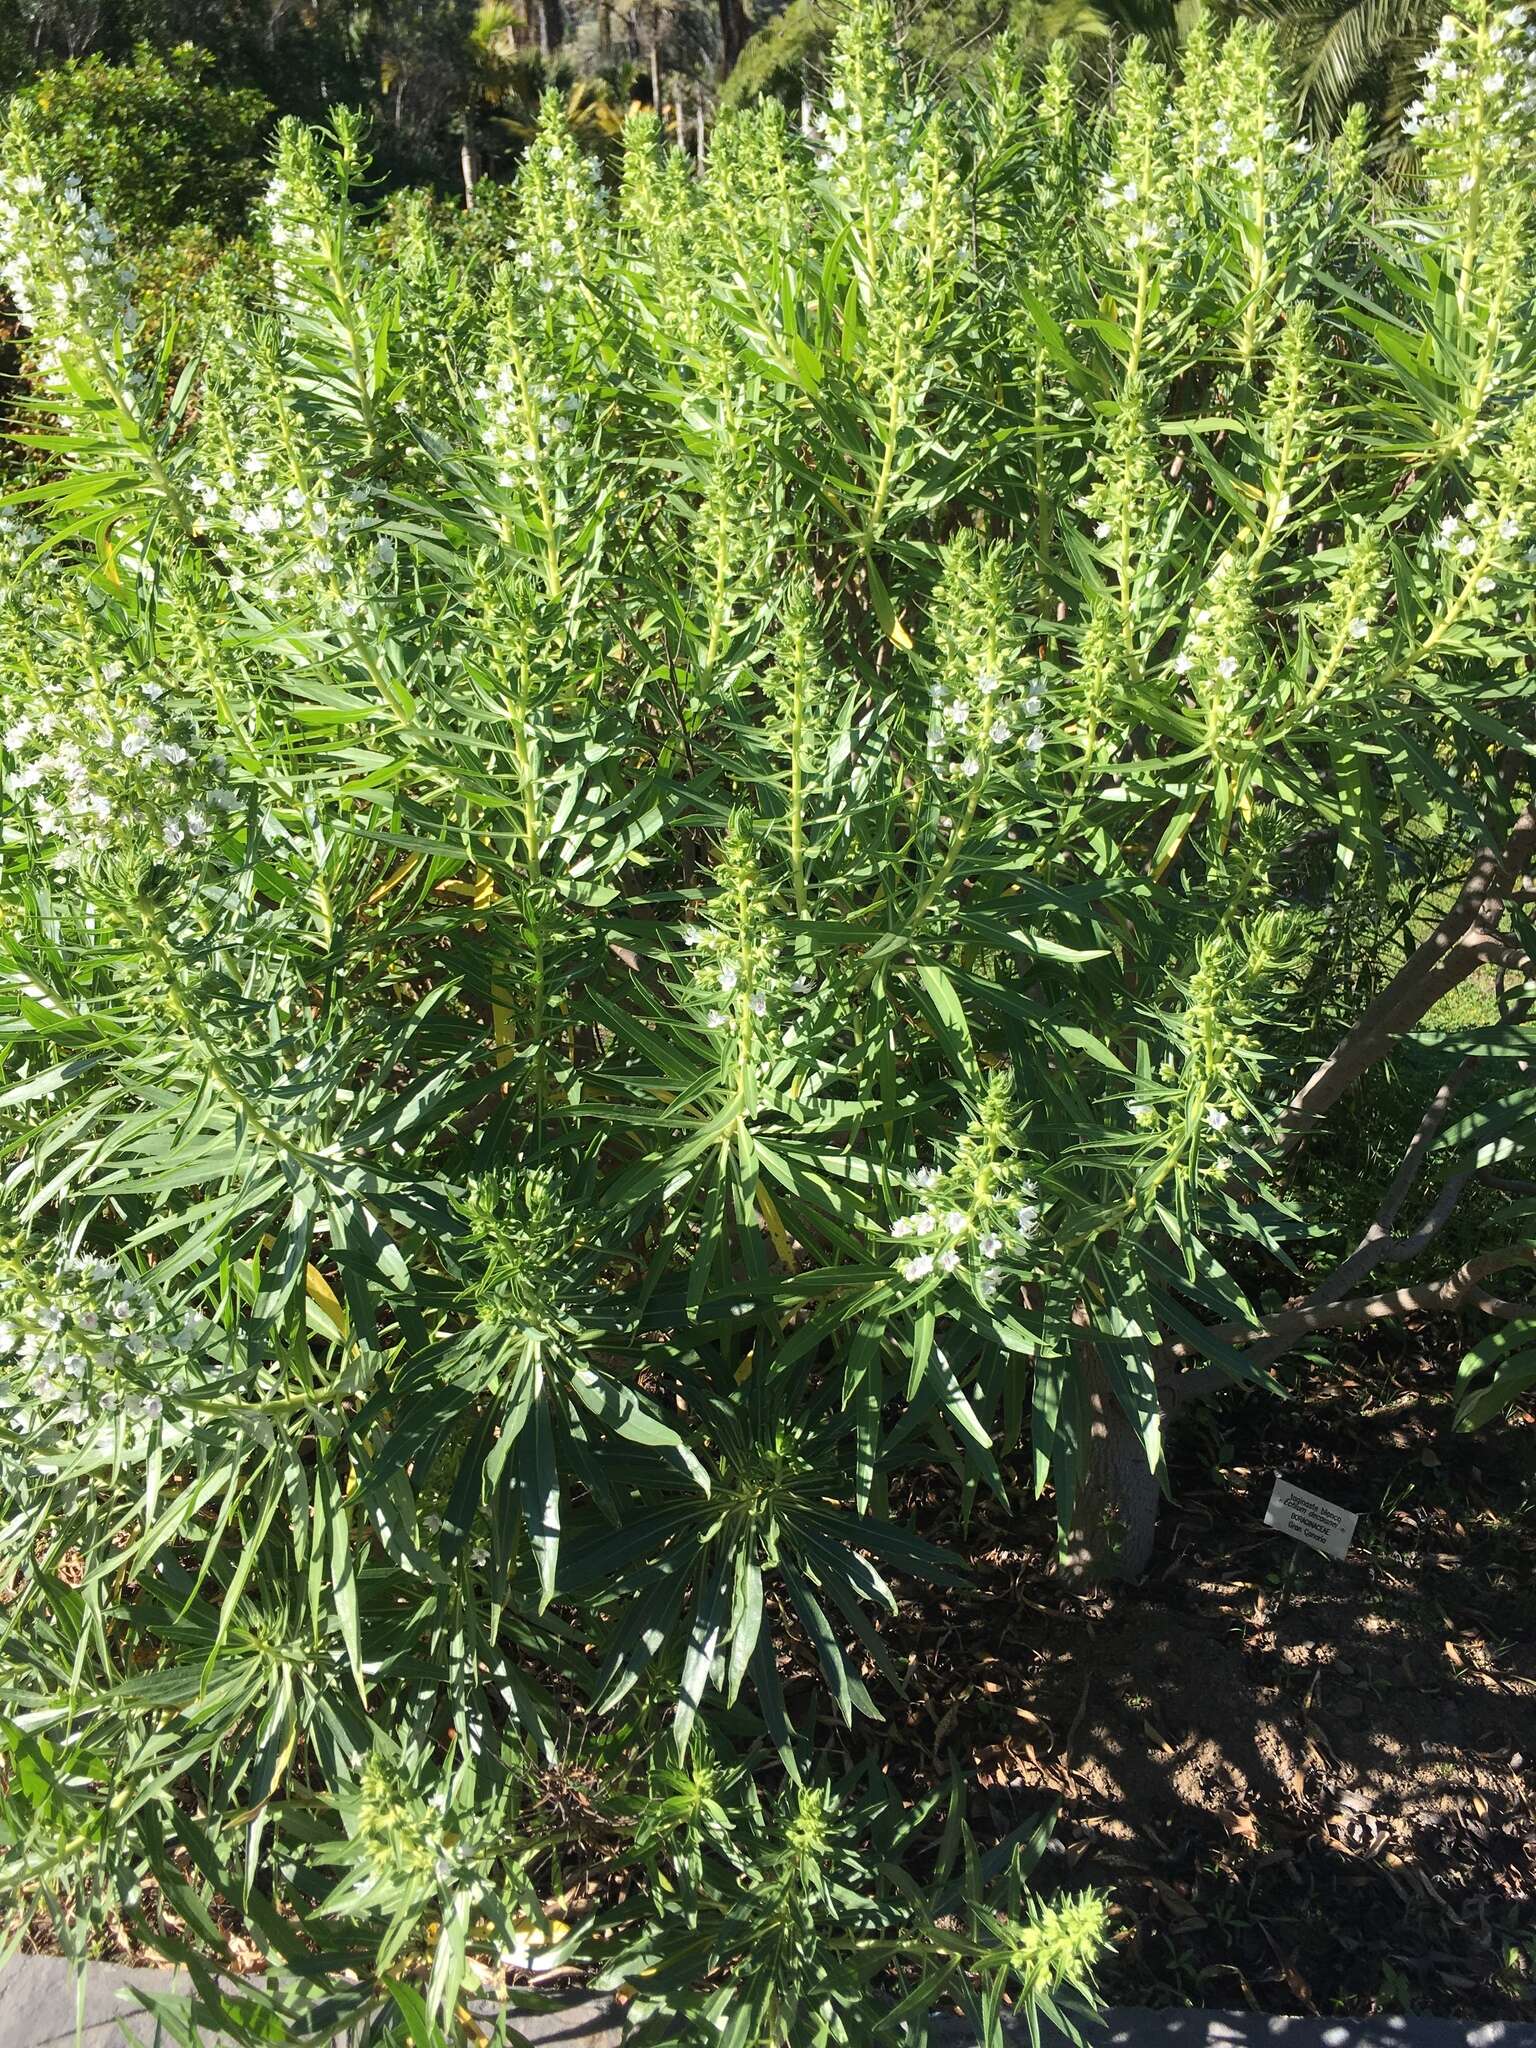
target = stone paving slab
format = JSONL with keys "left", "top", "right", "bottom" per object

{"left": 0, "top": 1960, "right": 622, "bottom": 2047}
{"left": 1, "top": 1960, "right": 1532, "bottom": 2048}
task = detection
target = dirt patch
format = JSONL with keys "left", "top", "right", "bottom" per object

{"left": 890, "top": 1335, "right": 1536, "bottom": 2017}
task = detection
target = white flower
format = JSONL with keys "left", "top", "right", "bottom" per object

{"left": 891, "top": 1216, "right": 914, "bottom": 1239}
{"left": 1206, "top": 1105, "right": 1230, "bottom": 1131}
{"left": 1016, "top": 1204, "right": 1040, "bottom": 1236}
{"left": 913, "top": 1211, "right": 936, "bottom": 1236}
{"left": 902, "top": 1253, "right": 935, "bottom": 1282}
{"left": 979, "top": 1232, "right": 1003, "bottom": 1258}
{"left": 960, "top": 755, "right": 981, "bottom": 778}
{"left": 1348, "top": 618, "right": 1370, "bottom": 641}
{"left": 913, "top": 1167, "right": 939, "bottom": 1189}
{"left": 943, "top": 1209, "right": 967, "bottom": 1234}
{"left": 719, "top": 962, "right": 739, "bottom": 993}
{"left": 1025, "top": 728, "right": 1046, "bottom": 754}
{"left": 706, "top": 1009, "right": 727, "bottom": 1028}
{"left": 939, "top": 1248, "right": 961, "bottom": 1273}
{"left": 750, "top": 993, "right": 767, "bottom": 1017}
{"left": 1233, "top": 155, "right": 1257, "bottom": 176}
{"left": 1129, "top": 1101, "right": 1152, "bottom": 1122}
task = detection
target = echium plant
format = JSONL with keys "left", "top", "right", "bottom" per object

{"left": 2, "top": 3, "right": 1536, "bottom": 2040}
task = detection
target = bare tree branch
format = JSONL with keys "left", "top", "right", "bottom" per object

{"left": 1172, "top": 1244, "right": 1536, "bottom": 1361}
{"left": 1278, "top": 799, "right": 1536, "bottom": 1154}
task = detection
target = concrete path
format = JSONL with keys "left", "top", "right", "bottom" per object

{"left": 0, "top": 1959, "right": 1531, "bottom": 2048}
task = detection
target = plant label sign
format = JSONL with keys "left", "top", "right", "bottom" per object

{"left": 1264, "top": 1477, "right": 1358, "bottom": 1560}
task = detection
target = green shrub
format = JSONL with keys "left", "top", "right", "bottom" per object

{"left": 721, "top": 0, "right": 839, "bottom": 111}
{"left": 7, "top": 42, "right": 273, "bottom": 241}
{"left": 1, "top": 3, "right": 1535, "bottom": 2039}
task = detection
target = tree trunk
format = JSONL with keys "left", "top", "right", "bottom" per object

{"left": 460, "top": 140, "right": 479, "bottom": 209}
{"left": 717, "top": 0, "right": 750, "bottom": 71}
{"left": 1058, "top": 1343, "right": 1162, "bottom": 1585}
{"left": 598, "top": 0, "right": 612, "bottom": 54}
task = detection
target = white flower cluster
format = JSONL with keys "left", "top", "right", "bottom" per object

{"left": 926, "top": 662, "right": 1047, "bottom": 785}
{"left": 682, "top": 919, "right": 791, "bottom": 1040}
{"left": 1434, "top": 497, "right": 1525, "bottom": 589}
{"left": 890, "top": 1165, "right": 1040, "bottom": 1295}
{"left": 0, "top": 148, "right": 141, "bottom": 402}
{"left": 511, "top": 125, "right": 610, "bottom": 301}
{"left": 2, "top": 661, "right": 237, "bottom": 862}
{"left": 1097, "top": 168, "right": 1181, "bottom": 261}
{"left": 0, "top": 508, "right": 44, "bottom": 571}
{"left": 188, "top": 449, "right": 377, "bottom": 613}
{"left": 1404, "top": 6, "right": 1536, "bottom": 158}
{"left": 1204, "top": 113, "right": 1301, "bottom": 179}
{"left": 0, "top": 1240, "right": 210, "bottom": 1462}
{"left": 1169, "top": 552, "right": 1258, "bottom": 757}
{"left": 477, "top": 361, "right": 583, "bottom": 485}
{"left": 809, "top": 83, "right": 936, "bottom": 230}
{"left": 264, "top": 169, "right": 322, "bottom": 305}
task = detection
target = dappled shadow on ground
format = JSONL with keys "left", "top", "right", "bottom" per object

{"left": 883, "top": 1333, "right": 1536, "bottom": 2019}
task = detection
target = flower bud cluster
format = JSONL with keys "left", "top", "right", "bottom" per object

{"left": 683, "top": 814, "right": 792, "bottom": 1049}
{"left": 263, "top": 121, "right": 372, "bottom": 314}
{"left": 460, "top": 1167, "right": 577, "bottom": 1334}
{"left": 1291, "top": 531, "right": 1387, "bottom": 723}
{"left": 810, "top": 3, "right": 961, "bottom": 292}
{"left": 1170, "top": 919, "right": 1287, "bottom": 1144}
{"left": 1201, "top": 24, "right": 1313, "bottom": 189}
{"left": 1082, "top": 375, "right": 1177, "bottom": 597}
{"left": 703, "top": 99, "right": 807, "bottom": 268}
{"left": 1098, "top": 44, "right": 1181, "bottom": 264}
{"left": 508, "top": 97, "right": 610, "bottom": 306}
{"left": 477, "top": 340, "right": 584, "bottom": 488}
{"left": 762, "top": 575, "right": 833, "bottom": 768}
{"left": 925, "top": 536, "right": 1046, "bottom": 788}
{"left": 1171, "top": 551, "right": 1260, "bottom": 759}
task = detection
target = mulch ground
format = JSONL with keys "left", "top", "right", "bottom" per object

{"left": 889, "top": 1331, "right": 1536, "bottom": 2019}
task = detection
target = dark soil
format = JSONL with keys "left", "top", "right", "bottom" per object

{"left": 892, "top": 1332, "right": 1536, "bottom": 2019}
